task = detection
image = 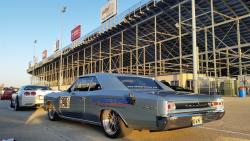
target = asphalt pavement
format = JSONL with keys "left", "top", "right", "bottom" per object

{"left": 0, "top": 97, "right": 250, "bottom": 141}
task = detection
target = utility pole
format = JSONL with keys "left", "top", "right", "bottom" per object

{"left": 59, "top": 6, "right": 66, "bottom": 91}
{"left": 32, "top": 40, "right": 37, "bottom": 85}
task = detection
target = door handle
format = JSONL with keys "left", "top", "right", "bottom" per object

{"left": 128, "top": 93, "right": 136, "bottom": 105}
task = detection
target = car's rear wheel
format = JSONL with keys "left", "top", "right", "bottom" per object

{"left": 14, "top": 98, "right": 20, "bottom": 111}
{"left": 101, "top": 110, "right": 132, "bottom": 138}
{"left": 47, "top": 105, "right": 60, "bottom": 121}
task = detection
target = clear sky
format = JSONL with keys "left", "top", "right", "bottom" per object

{"left": 0, "top": 0, "right": 141, "bottom": 87}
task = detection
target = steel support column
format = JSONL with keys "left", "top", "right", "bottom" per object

{"left": 91, "top": 46, "right": 93, "bottom": 73}
{"left": 154, "top": 16, "right": 158, "bottom": 77}
{"left": 237, "top": 19, "right": 242, "bottom": 76}
{"left": 179, "top": 4, "right": 183, "bottom": 73}
{"left": 143, "top": 47, "right": 146, "bottom": 75}
{"left": 71, "top": 55, "right": 74, "bottom": 81}
{"left": 130, "top": 50, "right": 133, "bottom": 74}
{"left": 211, "top": 0, "right": 217, "bottom": 77}
{"left": 192, "top": 0, "right": 198, "bottom": 93}
{"left": 99, "top": 42, "right": 102, "bottom": 73}
{"left": 226, "top": 47, "right": 230, "bottom": 76}
{"left": 109, "top": 37, "right": 112, "bottom": 73}
{"left": 205, "top": 28, "right": 209, "bottom": 76}
{"left": 83, "top": 49, "right": 86, "bottom": 75}
{"left": 121, "top": 32, "right": 124, "bottom": 73}
{"left": 136, "top": 25, "right": 139, "bottom": 75}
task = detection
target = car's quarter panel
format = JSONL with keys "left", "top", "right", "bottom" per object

{"left": 122, "top": 90, "right": 158, "bottom": 129}
{"left": 88, "top": 89, "right": 158, "bottom": 130}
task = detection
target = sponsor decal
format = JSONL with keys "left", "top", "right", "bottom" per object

{"left": 59, "top": 96, "right": 70, "bottom": 108}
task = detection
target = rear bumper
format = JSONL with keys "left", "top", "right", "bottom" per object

{"left": 156, "top": 109, "right": 225, "bottom": 130}
{"left": 21, "top": 96, "right": 44, "bottom": 107}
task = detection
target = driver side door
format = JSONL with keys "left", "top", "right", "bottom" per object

{"left": 59, "top": 77, "right": 91, "bottom": 119}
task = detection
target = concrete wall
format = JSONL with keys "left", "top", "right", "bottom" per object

{"left": 51, "top": 85, "right": 70, "bottom": 91}
{"left": 156, "top": 73, "right": 206, "bottom": 89}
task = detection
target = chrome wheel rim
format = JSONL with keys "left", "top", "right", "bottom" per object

{"left": 48, "top": 107, "right": 55, "bottom": 119}
{"left": 102, "top": 111, "right": 119, "bottom": 135}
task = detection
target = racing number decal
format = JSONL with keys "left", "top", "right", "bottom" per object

{"left": 59, "top": 96, "right": 70, "bottom": 109}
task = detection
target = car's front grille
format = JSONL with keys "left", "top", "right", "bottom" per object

{"left": 176, "top": 102, "right": 210, "bottom": 109}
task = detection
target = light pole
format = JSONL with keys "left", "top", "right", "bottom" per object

{"left": 59, "top": 6, "right": 66, "bottom": 90}
{"left": 33, "top": 40, "right": 37, "bottom": 85}
{"left": 192, "top": 0, "right": 198, "bottom": 94}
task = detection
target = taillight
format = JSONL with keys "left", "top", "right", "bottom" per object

{"left": 210, "top": 100, "right": 224, "bottom": 108}
{"left": 24, "top": 92, "right": 30, "bottom": 96}
{"left": 167, "top": 101, "right": 176, "bottom": 111}
{"left": 31, "top": 92, "right": 36, "bottom": 96}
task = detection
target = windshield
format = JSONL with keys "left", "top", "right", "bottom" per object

{"left": 117, "top": 76, "right": 162, "bottom": 89}
{"left": 24, "top": 86, "right": 52, "bottom": 91}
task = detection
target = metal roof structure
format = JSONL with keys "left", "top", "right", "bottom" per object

{"left": 27, "top": 0, "right": 250, "bottom": 88}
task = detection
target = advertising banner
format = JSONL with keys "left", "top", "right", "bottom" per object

{"left": 71, "top": 25, "right": 81, "bottom": 42}
{"left": 100, "top": 0, "right": 117, "bottom": 23}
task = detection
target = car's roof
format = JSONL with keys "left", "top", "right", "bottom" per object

{"left": 79, "top": 73, "right": 153, "bottom": 79}
{"left": 76, "top": 73, "right": 173, "bottom": 91}
{"left": 21, "top": 85, "right": 50, "bottom": 88}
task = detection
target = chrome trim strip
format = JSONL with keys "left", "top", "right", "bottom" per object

{"left": 59, "top": 115, "right": 102, "bottom": 126}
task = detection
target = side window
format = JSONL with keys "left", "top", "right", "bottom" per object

{"left": 72, "top": 77, "right": 91, "bottom": 92}
{"left": 89, "top": 77, "right": 102, "bottom": 91}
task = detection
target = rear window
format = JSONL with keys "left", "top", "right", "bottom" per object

{"left": 24, "top": 86, "right": 52, "bottom": 91}
{"left": 117, "top": 76, "right": 162, "bottom": 89}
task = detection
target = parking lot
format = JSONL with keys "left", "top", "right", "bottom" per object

{"left": 0, "top": 97, "right": 250, "bottom": 141}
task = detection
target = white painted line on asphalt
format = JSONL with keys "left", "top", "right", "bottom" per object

{"left": 199, "top": 127, "right": 250, "bottom": 137}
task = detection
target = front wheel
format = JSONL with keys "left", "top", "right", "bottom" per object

{"left": 47, "top": 105, "right": 60, "bottom": 121}
{"left": 101, "top": 110, "right": 132, "bottom": 138}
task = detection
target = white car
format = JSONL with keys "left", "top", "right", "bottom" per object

{"left": 10, "top": 85, "right": 57, "bottom": 111}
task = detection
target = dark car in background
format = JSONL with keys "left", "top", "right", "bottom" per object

{"left": 170, "top": 86, "right": 193, "bottom": 93}
{"left": 160, "top": 80, "right": 193, "bottom": 93}
{"left": 0, "top": 88, "right": 17, "bottom": 100}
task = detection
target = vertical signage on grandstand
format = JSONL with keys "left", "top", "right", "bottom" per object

{"left": 54, "top": 40, "right": 60, "bottom": 52}
{"left": 42, "top": 50, "right": 47, "bottom": 59}
{"left": 100, "top": 0, "right": 117, "bottom": 23}
{"left": 71, "top": 25, "right": 81, "bottom": 42}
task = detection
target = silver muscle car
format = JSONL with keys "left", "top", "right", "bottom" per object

{"left": 43, "top": 73, "right": 225, "bottom": 138}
